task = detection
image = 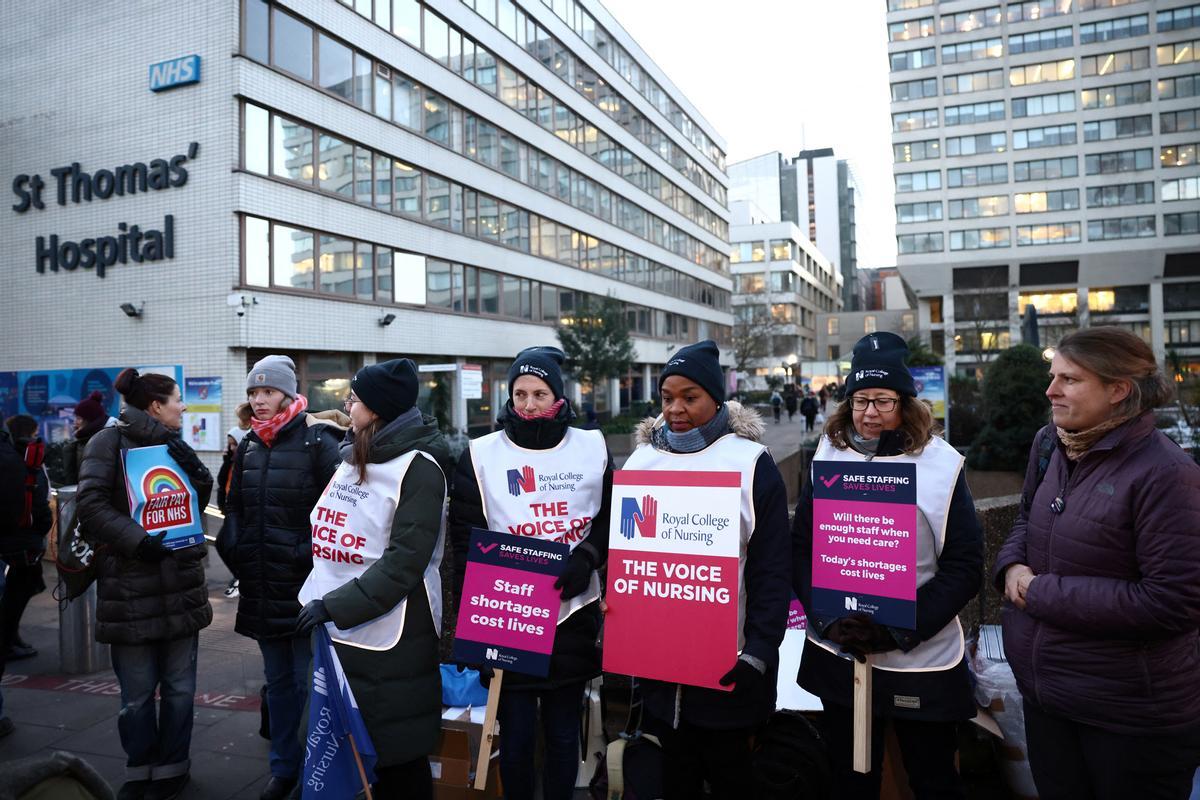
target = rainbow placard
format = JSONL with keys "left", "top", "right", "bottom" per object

{"left": 122, "top": 445, "right": 204, "bottom": 549}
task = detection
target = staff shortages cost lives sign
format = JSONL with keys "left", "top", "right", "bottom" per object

{"left": 604, "top": 470, "right": 741, "bottom": 691}
{"left": 811, "top": 461, "right": 918, "bottom": 629}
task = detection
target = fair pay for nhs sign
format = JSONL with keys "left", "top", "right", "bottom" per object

{"left": 149, "top": 55, "right": 201, "bottom": 92}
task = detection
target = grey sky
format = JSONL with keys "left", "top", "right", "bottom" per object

{"left": 597, "top": 0, "right": 898, "bottom": 268}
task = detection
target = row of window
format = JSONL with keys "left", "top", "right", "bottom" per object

{"left": 898, "top": 182, "right": 1179, "bottom": 222}
{"left": 892, "top": 39, "right": 1199, "bottom": 73}
{"left": 897, "top": 143, "right": 1197, "bottom": 190}
{"left": 474, "top": 0, "right": 727, "bottom": 169}
{"left": 894, "top": 97, "right": 1195, "bottom": 135}
{"left": 242, "top": 214, "right": 727, "bottom": 342}
{"left": 241, "top": 103, "right": 729, "bottom": 302}
{"left": 451, "top": 0, "right": 726, "bottom": 193}
{"left": 243, "top": 0, "right": 728, "bottom": 239}
{"left": 886, "top": 0, "right": 1136, "bottom": 18}
{"left": 897, "top": 71, "right": 1197, "bottom": 107}
{"left": 890, "top": 6, "right": 1194, "bottom": 44}
{"left": 241, "top": 105, "right": 729, "bottom": 310}
{"left": 897, "top": 214, "right": 1198, "bottom": 253}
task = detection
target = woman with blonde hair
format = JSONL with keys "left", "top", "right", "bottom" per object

{"left": 995, "top": 326, "right": 1200, "bottom": 799}
{"left": 793, "top": 332, "right": 983, "bottom": 799}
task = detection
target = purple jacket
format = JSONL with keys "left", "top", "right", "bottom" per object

{"left": 994, "top": 414, "right": 1200, "bottom": 734}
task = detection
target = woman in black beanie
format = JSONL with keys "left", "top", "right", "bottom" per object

{"left": 792, "top": 332, "right": 983, "bottom": 799}
{"left": 448, "top": 346, "right": 612, "bottom": 800}
{"left": 626, "top": 340, "right": 791, "bottom": 799}
{"left": 295, "top": 358, "right": 451, "bottom": 799}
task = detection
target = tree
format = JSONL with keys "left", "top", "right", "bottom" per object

{"left": 556, "top": 295, "right": 636, "bottom": 392}
{"left": 967, "top": 344, "right": 1051, "bottom": 470}
{"left": 905, "top": 335, "right": 942, "bottom": 367}
{"left": 731, "top": 312, "right": 783, "bottom": 375}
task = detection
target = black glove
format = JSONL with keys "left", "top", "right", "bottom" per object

{"left": 553, "top": 548, "right": 595, "bottom": 600}
{"left": 718, "top": 658, "right": 766, "bottom": 696}
{"left": 823, "top": 613, "right": 897, "bottom": 663}
{"left": 296, "top": 600, "right": 332, "bottom": 636}
{"left": 166, "top": 435, "right": 211, "bottom": 484}
{"left": 135, "top": 532, "right": 170, "bottom": 563}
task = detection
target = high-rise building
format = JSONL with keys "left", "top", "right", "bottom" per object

{"left": 729, "top": 149, "right": 862, "bottom": 310}
{"left": 729, "top": 199, "right": 843, "bottom": 389}
{"left": 2, "top": 0, "right": 733, "bottom": 447}
{"left": 889, "top": 0, "right": 1200, "bottom": 377}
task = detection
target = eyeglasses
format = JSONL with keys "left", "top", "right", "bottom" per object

{"left": 343, "top": 396, "right": 359, "bottom": 411}
{"left": 850, "top": 396, "right": 899, "bottom": 413}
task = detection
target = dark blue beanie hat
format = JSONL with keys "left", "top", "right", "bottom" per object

{"left": 845, "top": 332, "right": 917, "bottom": 397}
{"left": 351, "top": 358, "right": 419, "bottom": 423}
{"left": 659, "top": 340, "right": 725, "bottom": 404}
{"left": 508, "top": 347, "right": 566, "bottom": 400}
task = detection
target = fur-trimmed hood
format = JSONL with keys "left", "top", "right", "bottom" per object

{"left": 634, "top": 400, "right": 765, "bottom": 446}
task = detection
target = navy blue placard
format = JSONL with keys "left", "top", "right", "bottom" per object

{"left": 812, "top": 460, "right": 917, "bottom": 505}
{"left": 451, "top": 529, "right": 569, "bottom": 678}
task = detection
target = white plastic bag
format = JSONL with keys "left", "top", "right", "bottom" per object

{"left": 970, "top": 628, "right": 1039, "bottom": 799}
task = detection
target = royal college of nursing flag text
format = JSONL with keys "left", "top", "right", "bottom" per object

{"left": 302, "top": 626, "right": 377, "bottom": 799}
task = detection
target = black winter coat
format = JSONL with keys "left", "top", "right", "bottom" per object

{"left": 0, "top": 431, "right": 51, "bottom": 554}
{"left": 448, "top": 403, "right": 612, "bottom": 691}
{"left": 222, "top": 413, "right": 342, "bottom": 640}
{"left": 76, "top": 407, "right": 214, "bottom": 646}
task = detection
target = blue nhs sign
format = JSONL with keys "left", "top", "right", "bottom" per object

{"left": 148, "top": 55, "right": 201, "bottom": 92}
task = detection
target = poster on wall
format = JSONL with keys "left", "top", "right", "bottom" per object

{"left": 183, "top": 376, "right": 222, "bottom": 451}
{"left": 911, "top": 366, "right": 946, "bottom": 419}
{"left": 461, "top": 364, "right": 483, "bottom": 400}
{"left": 0, "top": 365, "right": 184, "bottom": 444}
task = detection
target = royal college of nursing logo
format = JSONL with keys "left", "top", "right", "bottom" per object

{"left": 506, "top": 465, "right": 536, "bottom": 497}
{"left": 619, "top": 495, "right": 658, "bottom": 540}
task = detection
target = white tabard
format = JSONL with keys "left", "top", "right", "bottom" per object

{"left": 807, "top": 434, "right": 966, "bottom": 672}
{"left": 469, "top": 426, "right": 607, "bottom": 623}
{"left": 298, "top": 450, "right": 445, "bottom": 651}
{"left": 622, "top": 430, "right": 765, "bottom": 651}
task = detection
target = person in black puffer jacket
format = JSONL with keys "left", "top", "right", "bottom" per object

{"left": 448, "top": 347, "right": 612, "bottom": 800}
{"left": 0, "top": 416, "right": 51, "bottom": 662}
{"left": 217, "top": 356, "right": 342, "bottom": 800}
{"left": 77, "top": 368, "right": 213, "bottom": 800}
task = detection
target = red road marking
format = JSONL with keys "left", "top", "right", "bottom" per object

{"left": 0, "top": 673, "right": 260, "bottom": 712}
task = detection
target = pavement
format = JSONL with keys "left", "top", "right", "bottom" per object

{"left": 0, "top": 413, "right": 827, "bottom": 798}
{"left": 0, "top": 556, "right": 277, "bottom": 799}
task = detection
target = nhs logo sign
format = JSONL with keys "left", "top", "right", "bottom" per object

{"left": 149, "top": 55, "right": 201, "bottom": 92}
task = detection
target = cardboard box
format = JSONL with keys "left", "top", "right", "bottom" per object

{"left": 432, "top": 709, "right": 502, "bottom": 799}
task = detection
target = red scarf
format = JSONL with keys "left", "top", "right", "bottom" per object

{"left": 514, "top": 398, "right": 565, "bottom": 421}
{"left": 249, "top": 394, "right": 308, "bottom": 447}
{"left": 19, "top": 439, "right": 45, "bottom": 529}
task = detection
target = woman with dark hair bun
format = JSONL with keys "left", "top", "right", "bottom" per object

{"left": 996, "top": 327, "right": 1200, "bottom": 799}
{"left": 77, "top": 368, "right": 213, "bottom": 800}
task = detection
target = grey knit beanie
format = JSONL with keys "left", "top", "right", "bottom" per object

{"left": 246, "top": 355, "right": 298, "bottom": 398}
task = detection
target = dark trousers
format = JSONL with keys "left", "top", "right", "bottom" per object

{"left": 0, "top": 550, "right": 44, "bottom": 648}
{"left": 804, "top": 413, "right": 816, "bottom": 432}
{"left": 258, "top": 636, "right": 312, "bottom": 779}
{"left": 1024, "top": 699, "right": 1200, "bottom": 800}
{"left": 496, "top": 682, "right": 585, "bottom": 800}
{"left": 373, "top": 757, "right": 432, "bottom": 799}
{"left": 820, "top": 703, "right": 965, "bottom": 800}
{"left": 110, "top": 635, "right": 199, "bottom": 781}
{"left": 652, "top": 718, "right": 756, "bottom": 800}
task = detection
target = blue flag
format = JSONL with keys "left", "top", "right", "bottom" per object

{"left": 302, "top": 626, "right": 377, "bottom": 798}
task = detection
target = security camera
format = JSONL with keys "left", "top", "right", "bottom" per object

{"left": 236, "top": 307, "right": 246, "bottom": 318}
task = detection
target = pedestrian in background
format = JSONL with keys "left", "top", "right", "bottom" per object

{"left": 217, "top": 356, "right": 343, "bottom": 800}
{"left": 793, "top": 332, "right": 982, "bottom": 799}
{"left": 77, "top": 368, "right": 213, "bottom": 800}
{"left": 801, "top": 391, "right": 820, "bottom": 433}
{"left": 0, "top": 416, "right": 50, "bottom": 662}
{"left": 785, "top": 386, "right": 798, "bottom": 422}
{"left": 770, "top": 388, "right": 783, "bottom": 424}
{"left": 449, "top": 347, "right": 611, "bottom": 800}
{"left": 996, "top": 327, "right": 1200, "bottom": 800}
{"left": 63, "top": 391, "right": 116, "bottom": 485}
{"left": 296, "top": 359, "right": 449, "bottom": 799}
{"left": 629, "top": 340, "right": 790, "bottom": 799}
{"left": 215, "top": 428, "right": 247, "bottom": 513}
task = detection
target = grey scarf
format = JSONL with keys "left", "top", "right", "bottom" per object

{"left": 651, "top": 405, "right": 731, "bottom": 454}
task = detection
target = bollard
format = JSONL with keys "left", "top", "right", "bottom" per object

{"left": 55, "top": 486, "right": 110, "bottom": 675}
